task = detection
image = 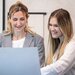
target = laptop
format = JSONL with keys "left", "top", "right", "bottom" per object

{"left": 0, "top": 47, "right": 41, "bottom": 75}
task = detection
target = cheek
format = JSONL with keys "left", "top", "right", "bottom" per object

{"left": 22, "top": 19, "right": 27, "bottom": 24}
{"left": 58, "top": 28, "right": 63, "bottom": 36}
{"left": 11, "top": 20, "right": 16, "bottom": 25}
{"left": 24, "top": 21, "right": 28, "bottom": 26}
{"left": 48, "top": 26, "right": 51, "bottom": 31}
{"left": 11, "top": 21, "right": 17, "bottom": 28}
{"left": 21, "top": 22, "right": 26, "bottom": 27}
{"left": 22, "top": 21, "right": 26, "bottom": 24}
{"left": 56, "top": 27, "right": 61, "bottom": 32}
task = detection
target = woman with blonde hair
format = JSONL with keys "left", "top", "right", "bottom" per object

{"left": 0, "top": 1, "right": 45, "bottom": 68}
{"left": 41, "top": 8, "right": 75, "bottom": 75}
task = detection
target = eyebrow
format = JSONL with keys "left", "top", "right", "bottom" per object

{"left": 49, "top": 23, "right": 58, "bottom": 25}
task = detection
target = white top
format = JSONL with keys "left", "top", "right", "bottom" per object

{"left": 41, "top": 34, "right": 75, "bottom": 75}
{"left": 12, "top": 37, "right": 25, "bottom": 48}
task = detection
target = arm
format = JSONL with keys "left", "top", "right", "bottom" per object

{"left": 41, "top": 64, "right": 58, "bottom": 75}
{"left": 41, "top": 41, "right": 75, "bottom": 75}
{"left": 35, "top": 35, "right": 45, "bottom": 68}
{"left": 54, "top": 41, "right": 75, "bottom": 74}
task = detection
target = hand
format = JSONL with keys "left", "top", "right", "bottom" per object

{"left": 41, "top": 64, "right": 58, "bottom": 75}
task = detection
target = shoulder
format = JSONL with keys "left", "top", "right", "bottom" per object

{"left": 33, "top": 33, "right": 44, "bottom": 42}
{"left": 2, "top": 31, "right": 11, "bottom": 36}
{"left": 64, "top": 34, "right": 75, "bottom": 52}
{"left": 71, "top": 34, "right": 75, "bottom": 42}
{"left": 34, "top": 33, "right": 43, "bottom": 39}
{"left": 0, "top": 31, "right": 11, "bottom": 40}
{"left": 27, "top": 32, "right": 43, "bottom": 40}
{"left": 68, "top": 34, "right": 75, "bottom": 46}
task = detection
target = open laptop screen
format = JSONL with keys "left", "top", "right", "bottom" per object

{"left": 0, "top": 47, "right": 41, "bottom": 75}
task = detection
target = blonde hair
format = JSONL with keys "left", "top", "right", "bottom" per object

{"left": 46, "top": 8, "right": 73, "bottom": 64}
{"left": 4, "top": 1, "right": 34, "bottom": 35}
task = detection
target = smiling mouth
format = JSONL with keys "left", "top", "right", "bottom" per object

{"left": 51, "top": 31, "right": 57, "bottom": 34}
{"left": 15, "top": 26, "right": 22, "bottom": 28}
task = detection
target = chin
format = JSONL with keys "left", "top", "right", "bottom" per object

{"left": 52, "top": 36, "right": 59, "bottom": 39}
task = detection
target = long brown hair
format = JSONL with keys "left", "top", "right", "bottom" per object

{"left": 46, "top": 8, "right": 73, "bottom": 64}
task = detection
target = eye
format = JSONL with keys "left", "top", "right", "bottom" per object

{"left": 20, "top": 17, "right": 25, "bottom": 21}
{"left": 54, "top": 24, "right": 59, "bottom": 27}
{"left": 13, "top": 18, "right": 17, "bottom": 21}
{"left": 49, "top": 24, "right": 52, "bottom": 26}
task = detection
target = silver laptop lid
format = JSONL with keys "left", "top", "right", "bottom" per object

{"left": 0, "top": 47, "right": 41, "bottom": 75}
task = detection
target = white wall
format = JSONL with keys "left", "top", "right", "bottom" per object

{"left": 4, "top": 0, "right": 75, "bottom": 57}
{"left": 28, "top": 14, "right": 44, "bottom": 37}
{"left": 5, "top": 0, "right": 75, "bottom": 32}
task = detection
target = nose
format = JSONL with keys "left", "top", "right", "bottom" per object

{"left": 17, "top": 20, "right": 21, "bottom": 26}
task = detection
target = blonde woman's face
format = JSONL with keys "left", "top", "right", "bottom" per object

{"left": 10, "top": 11, "right": 27, "bottom": 34}
{"left": 49, "top": 17, "right": 63, "bottom": 38}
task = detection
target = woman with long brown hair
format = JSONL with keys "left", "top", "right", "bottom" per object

{"left": 41, "top": 8, "right": 75, "bottom": 75}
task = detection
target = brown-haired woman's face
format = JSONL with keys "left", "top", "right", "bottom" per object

{"left": 48, "top": 17, "right": 63, "bottom": 38}
{"left": 10, "top": 11, "right": 27, "bottom": 34}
